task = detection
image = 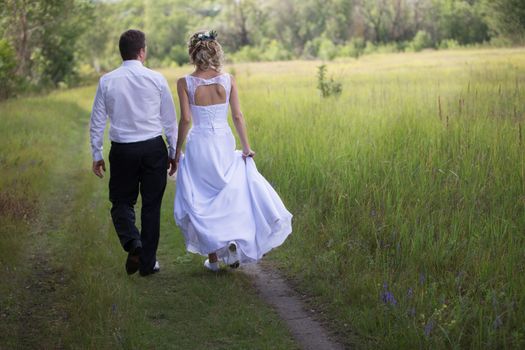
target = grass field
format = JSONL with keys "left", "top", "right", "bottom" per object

{"left": 1, "top": 47, "right": 524, "bottom": 349}
{"left": 0, "top": 88, "right": 297, "bottom": 349}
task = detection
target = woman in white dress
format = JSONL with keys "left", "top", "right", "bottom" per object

{"left": 173, "top": 30, "right": 292, "bottom": 271}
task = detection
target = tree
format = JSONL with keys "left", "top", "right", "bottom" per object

{"left": 484, "top": 0, "right": 525, "bottom": 44}
{"left": 1, "top": 0, "right": 94, "bottom": 86}
{"left": 0, "top": 39, "right": 17, "bottom": 99}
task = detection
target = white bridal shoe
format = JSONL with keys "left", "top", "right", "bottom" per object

{"left": 226, "top": 241, "right": 240, "bottom": 269}
{"left": 204, "top": 259, "right": 220, "bottom": 272}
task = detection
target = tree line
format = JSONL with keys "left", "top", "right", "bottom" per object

{"left": 0, "top": 0, "right": 524, "bottom": 99}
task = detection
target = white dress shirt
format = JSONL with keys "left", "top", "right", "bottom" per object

{"left": 90, "top": 60, "right": 177, "bottom": 161}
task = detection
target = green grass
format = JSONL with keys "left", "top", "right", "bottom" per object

{"left": 1, "top": 47, "right": 524, "bottom": 349}
{"left": 220, "top": 48, "right": 524, "bottom": 349}
{"left": 0, "top": 88, "right": 297, "bottom": 349}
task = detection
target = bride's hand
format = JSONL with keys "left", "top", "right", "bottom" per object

{"left": 242, "top": 149, "right": 255, "bottom": 160}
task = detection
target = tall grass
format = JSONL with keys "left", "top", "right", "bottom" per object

{"left": 220, "top": 48, "right": 524, "bottom": 348}
{"left": 2, "top": 47, "right": 523, "bottom": 349}
{"left": 0, "top": 87, "right": 297, "bottom": 349}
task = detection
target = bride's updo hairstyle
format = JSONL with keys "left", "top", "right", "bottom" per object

{"left": 188, "top": 30, "right": 224, "bottom": 72}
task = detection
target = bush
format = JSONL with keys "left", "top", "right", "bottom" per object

{"left": 261, "top": 40, "right": 292, "bottom": 61}
{"left": 364, "top": 41, "right": 378, "bottom": 55}
{"left": 0, "top": 39, "right": 18, "bottom": 100}
{"left": 230, "top": 46, "right": 264, "bottom": 62}
{"left": 303, "top": 38, "right": 322, "bottom": 59}
{"left": 438, "top": 39, "right": 460, "bottom": 50}
{"left": 170, "top": 45, "right": 189, "bottom": 66}
{"left": 317, "top": 64, "right": 342, "bottom": 98}
{"left": 318, "top": 37, "right": 338, "bottom": 61}
{"left": 340, "top": 37, "right": 366, "bottom": 58}
{"left": 375, "top": 43, "right": 401, "bottom": 54}
{"left": 75, "top": 63, "right": 98, "bottom": 83}
{"left": 230, "top": 41, "right": 293, "bottom": 63}
{"left": 408, "top": 30, "right": 433, "bottom": 52}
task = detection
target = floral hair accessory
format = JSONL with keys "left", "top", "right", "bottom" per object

{"left": 197, "top": 30, "right": 218, "bottom": 41}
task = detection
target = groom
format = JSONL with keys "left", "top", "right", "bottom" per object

{"left": 90, "top": 29, "right": 177, "bottom": 276}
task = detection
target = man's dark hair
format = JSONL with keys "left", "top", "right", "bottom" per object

{"left": 119, "top": 29, "right": 146, "bottom": 60}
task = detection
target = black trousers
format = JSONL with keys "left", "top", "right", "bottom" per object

{"left": 109, "top": 135, "right": 168, "bottom": 273}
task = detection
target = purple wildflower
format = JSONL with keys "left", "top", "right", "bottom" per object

{"left": 424, "top": 319, "right": 434, "bottom": 337}
{"left": 419, "top": 273, "right": 426, "bottom": 285}
{"left": 381, "top": 283, "right": 397, "bottom": 306}
{"left": 407, "top": 287, "right": 414, "bottom": 299}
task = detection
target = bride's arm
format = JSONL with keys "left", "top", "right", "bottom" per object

{"left": 175, "top": 78, "right": 192, "bottom": 166}
{"left": 230, "top": 75, "right": 255, "bottom": 157}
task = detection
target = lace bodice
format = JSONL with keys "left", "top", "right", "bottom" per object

{"left": 185, "top": 73, "right": 231, "bottom": 130}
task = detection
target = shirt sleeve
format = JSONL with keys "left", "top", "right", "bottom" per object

{"left": 159, "top": 77, "right": 178, "bottom": 159}
{"left": 90, "top": 80, "right": 108, "bottom": 161}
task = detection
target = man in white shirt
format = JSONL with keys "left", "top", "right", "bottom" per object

{"left": 90, "top": 29, "right": 177, "bottom": 276}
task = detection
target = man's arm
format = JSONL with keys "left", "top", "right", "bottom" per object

{"left": 159, "top": 76, "right": 178, "bottom": 174}
{"left": 90, "top": 80, "right": 108, "bottom": 178}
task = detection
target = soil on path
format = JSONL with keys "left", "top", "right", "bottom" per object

{"left": 242, "top": 262, "right": 348, "bottom": 350}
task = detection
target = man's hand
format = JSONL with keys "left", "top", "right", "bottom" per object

{"left": 168, "top": 158, "right": 177, "bottom": 176}
{"left": 92, "top": 160, "right": 106, "bottom": 178}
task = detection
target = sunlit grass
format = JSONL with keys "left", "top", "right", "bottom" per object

{"left": 0, "top": 87, "right": 297, "bottom": 349}
{"left": 1, "top": 47, "right": 524, "bottom": 349}
{"left": 224, "top": 48, "right": 524, "bottom": 349}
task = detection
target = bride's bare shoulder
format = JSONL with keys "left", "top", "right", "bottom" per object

{"left": 177, "top": 77, "right": 188, "bottom": 93}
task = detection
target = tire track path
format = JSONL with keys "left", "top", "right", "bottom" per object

{"left": 242, "top": 262, "right": 347, "bottom": 350}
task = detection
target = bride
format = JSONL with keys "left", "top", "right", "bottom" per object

{"left": 173, "top": 30, "right": 293, "bottom": 271}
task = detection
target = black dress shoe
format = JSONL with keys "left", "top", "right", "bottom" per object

{"left": 139, "top": 261, "right": 160, "bottom": 277}
{"left": 125, "top": 246, "right": 142, "bottom": 275}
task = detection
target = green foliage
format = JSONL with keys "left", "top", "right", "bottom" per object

{"left": 41, "top": 1, "right": 94, "bottom": 86}
{"left": 338, "top": 37, "right": 366, "bottom": 58}
{"left": 230, "top": 46, "right": 264, "bottom": 62}
{"left": 439, "top": 38, "right": 460, "bottom": 49}
{"left": 230, "top": 40, "right": 292, "bottom": 63}
{"left": 0, "top": 87, "right": 298, "bottom": 349}
{"left": 0, "top": 0, "right": 93, "bottom": 94}
{"left": 262, "top": 40, "right": 293, "bottom": 61}
{"left": 233, "top": 49, "right": 525, "bottom": 348}
{"left": 408, "top": 30, "right": 434, "bottom": 52}
{"left": 484, "top": 0, "right": 525, "bottom": 44}
{"left": 0, "top": 39, "right": 17, "bottom": 99}
{"left": 302, "top": 38, "right": 322, "bottom": 59}
{"left": 1, "top": 0, "right": 524, "bottom": 100}
{"left": 438, "top": 0, "right": 490, "bottom": 45}
{"left": 318, "top": 38, "right": 339, "bottom": 61}
{"left": 317, "top": 64, "right": 342, "bottom": 98}
{"left": 170, "top": 45, "right": 189, "bottom": 67}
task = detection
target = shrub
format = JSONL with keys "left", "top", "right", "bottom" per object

{"left": 339, "top": 38, "right": 366, "bottom": 58}
{"left": 230, "top": 46, "right": 264, "bottom": 62}
{"left": 261, "top": 40, "right": 292, "bottom": 61}
{"left": 318, "top": 37, "right": 338, "bottom": 61}
{"left": 317, "top": 64, "right": 342, "bottom": 98}
{"left": 230, "top": 41, "right": 293, "bottom": 63}
{"left": 408, "top": 30, "right": 433, "bottom": 52}
{"left": 375, "top": 43, "right": 401, "bottom": 54}
{"left": 303, "top": 38, "right": 322, "bottom": 59}
{"left": 364, "top": 41, "right": 378, "bottom": 55}
{"left": 170, "top": 45, "right": 190, "bottom": 66}
{"left": 0, "top": 39, "right": 18, "bottom": 100}
{"left": 438, "top": 39, "right": 460, "bottom": 50}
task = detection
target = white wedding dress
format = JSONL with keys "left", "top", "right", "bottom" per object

{"left": 174, "top": 73, "right": 292, "bottom": 264}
